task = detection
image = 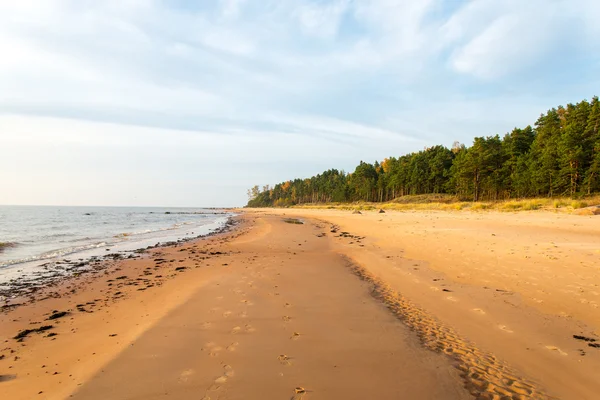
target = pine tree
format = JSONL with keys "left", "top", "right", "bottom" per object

{"left": 246, "top": 96, "right": 600, "bottom": 207}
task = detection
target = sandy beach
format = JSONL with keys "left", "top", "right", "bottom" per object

{"left": 1, "top": 210, "right": 599, "bottom": 399}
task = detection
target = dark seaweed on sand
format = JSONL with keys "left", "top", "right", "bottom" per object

{"left": 14, "top": 325, "right": 54, "bottom": 340}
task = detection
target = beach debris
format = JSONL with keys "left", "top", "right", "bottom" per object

{"left": 47, "top": 310, "right": 69, "bottom": 320}
{"left": 573, "top": 335, "right": 600, "bottom": 348}
{"left": 283, "top": 218, "right": 303, "bottom": 224}
{"left": 378, "top": 209, "right": 385, "bottom": 213}
{"left": 14, "top": 325, "right": 54, "bottom": 341}
{"left": 278, "top": 354, "right": 291, "bottom": 364}
{"left": 573, "top": 334, "right": 597, "bottom": 342}
{"left": 0, "top": 375, "right": 17, "bottom": 383}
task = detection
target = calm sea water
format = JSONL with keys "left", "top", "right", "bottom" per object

{"left": 0, "top": 205, "right": 232, "bottom": 274}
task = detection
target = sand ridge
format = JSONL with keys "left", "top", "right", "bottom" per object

{"left": 343, "top": 255, "right": 546, "bottom": 399}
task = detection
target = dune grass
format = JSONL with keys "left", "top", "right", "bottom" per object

{"left": 289, "top": 194, "right": 600, "bottom": 213}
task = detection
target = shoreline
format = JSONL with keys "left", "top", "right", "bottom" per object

{"left": 0, "top": 215, "right": 238, "bottom": 309}
{"left": 0, "top": 214, "right": 248, "bottom": 399}
{"left": 1, "top": 210, "right": 599, "bottom": 399}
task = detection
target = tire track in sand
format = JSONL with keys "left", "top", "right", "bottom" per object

{"left": 342, "top": 256, "right": 554, "bottom": 400}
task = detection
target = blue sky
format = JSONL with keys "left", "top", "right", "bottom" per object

{"left": 1, "top": 0, "right": 599, "bottom": 207}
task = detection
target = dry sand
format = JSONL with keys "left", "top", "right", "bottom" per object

{"left": 1, "top": 210, "right": 599, "bottom": 399}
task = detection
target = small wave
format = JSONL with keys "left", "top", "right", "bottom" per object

{"left": 69, "top": 236, "right": 95, "bottom": 242}
{"left": 130, "top": 229, "right": 154, "bottom": 235}
{"left": 0, "top": 241, "right": 108, "bottom": 268}
{"left": 45, "top": 233, "right": 72, "bottom": 239}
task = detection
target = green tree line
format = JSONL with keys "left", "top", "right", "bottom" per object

{"left": 247, "top": 96, "right": 600, "bottom": 207}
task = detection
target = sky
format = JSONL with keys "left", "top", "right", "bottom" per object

{"left": 1, "top": 0, "right": 599, "bottom": 207}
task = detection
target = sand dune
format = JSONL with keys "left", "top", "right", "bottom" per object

{"left": 1, "top": 210, "right": 599, "bottom": 399}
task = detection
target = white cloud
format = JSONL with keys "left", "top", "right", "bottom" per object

{"left": 219, "top": 0, "right": 247, "bottom": 20}
{"left": 445, "top": 0, "right": 599, "bottom": 79}
{"left": 1, "top": 0, "right": 599, "bottom": 205}
{"left": 450, "top": 13, "right": 546, "bottom": 79}
{"left": 202, "top": 27, "right": 256, "bottom": 55}
{"left": 294, "top": 0, "right": 349, "bottom": 38}
{"left": 0, "top": 114, "right": 419, "bottom": 206}
{"left": 353, "top": 0, "right": 435, "bottom": 52}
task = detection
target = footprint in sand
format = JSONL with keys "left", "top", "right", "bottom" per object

{"left": 472, "top": 308, "right": 486, "bottom": 315}
{"left": 208, "top": 364, "right": 234, "bottom": 391}
{"left": 282, "top": 315, "right": 292, "bottom": 322}
{"left": 284, "top": 302, "right": 292, "bottom": 308}
{"left": 209, "top": 346, "right": 223, "bottom": 356}
{"left": 223, "top": 364, "right": 235, "bottom": 377}
{"left": 226, "top": 342, "right": 239, "bottom": 351}
{"left": 498, "top": 325, "right": 514, "bottom": 333}
{"left": 216, "top": 296, "right": 224, "bottom": 301}
{"left": 545, "top": 345, "right": 568, "bottom": 356}
{"left": 239, "top": 311, "right": 248, "bottom": 318}
{"left": 223, "top": 311, "right": 232, "bottom": 318}
{"left": 209, "top": 376, "right": 227, "bottom": 390}
{"left": 179, "top": 369, "right": 194, "bottom": 383}
{"left": 446, "top": 296, "right": 458, "bottom": 302}
{"left": 531, "top": 298, "right": 544, "bottom": 303}
{"left": 429, "top": 286, "right": 440, "bottom": 292}
{"left": 203, "top": 342, "right": 223, "bottom": 357}
{"left": 291, "top": 387, "right": 307, "bottom": 400}
{"left": 240, "top": 299, "right": 254, "bottom": 306}
{"left": 231, "top": 325, "right": 255, "bottom": 334}
{"left": 201, "top": 322, "right": 213, "bottom": 330}
{"left": 291, "top": 332, "right": 301, "bottom": 340}
{"left": 278, "top": 354, "right": 292, "bottom": 366}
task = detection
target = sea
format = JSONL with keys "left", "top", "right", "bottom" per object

{"left": 0, "top": 206, "right": 233, "bottom": 288}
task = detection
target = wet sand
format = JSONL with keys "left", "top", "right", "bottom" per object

{"left": 1, "top": 210, "right": 599, "bottom": 399}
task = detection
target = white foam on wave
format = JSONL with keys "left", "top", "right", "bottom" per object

{"left": 0, "top": 213, "right": 233, "bottom": 275}
{"left": 0, "top": 241, "right": 109, "bottom": 268}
